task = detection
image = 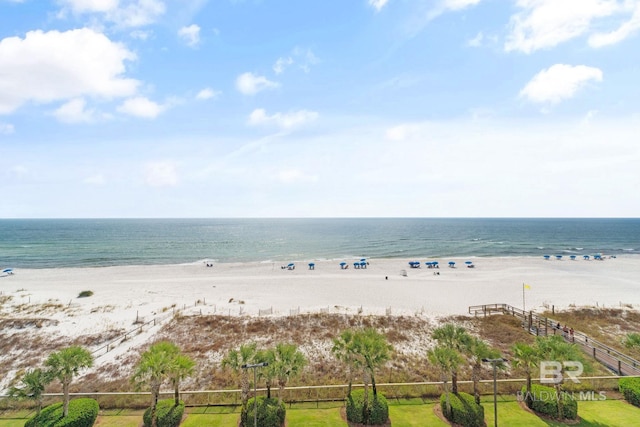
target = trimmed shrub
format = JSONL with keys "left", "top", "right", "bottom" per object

{"left": 619, "top": 377, "right": 640, "bottom": 407}
{"left": 523, "top": 384, "right": 578, "bottom": 420}
{"left": 77, "top": 290, "right": 93, "bottom": 298}
{"left": 242, "top": 396, "right": 285, "bottom": 427}
{"left": 439, "top": 392, "right": 484, "bottom": 427}
{"left": 143, "top": 399, "right": 184, "bottom": 427}
{"left": 25, "top": 398, "right": 99, "bottom": 427}
{"left": 345, "top": 389, "right": 389, "bottom": 425}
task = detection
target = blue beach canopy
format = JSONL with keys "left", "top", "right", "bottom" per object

{"left": 448, "top": 261, "right": 455, "bottom": 266}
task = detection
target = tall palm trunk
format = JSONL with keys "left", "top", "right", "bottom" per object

{"left": 62, "top": 378, "right": 70, "bottom": 417}
{"left": 173, "top": 380, "right": 180, "bottom": 406}
{"left": 472, "top": 362, "right": 481, "bottom": 404}
{"left": 362, "top": 369, "right": 371, "bottom": 424}
{"left": 451, "top": 370, "right": 458, "bottom": 394}
{"left": 150, "top": 379, "right": 161, "bottom": 427}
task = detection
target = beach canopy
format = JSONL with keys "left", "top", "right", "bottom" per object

{"left": 570, "top": 255, "right": 576, "bottom": 260}
{"left": 448, "top": 261, "right": 455, "bottom": 267}
{"left": 409, "top": 261, "right": 420, "bottom": 268}
{"left": 1, "top": 268, "right": 13, "bottom": 275}
{"left": 583, "top": 255, "right": 590, "bottom": 260}
{"left": 543, "top": 255, "right": 550, "bottom": 260}
{"left": 465, "top": 261, "right": 473, "bottom": 265}
{"left": 555, "top": 255, "right": 563, "bottom": 260}
{"left": 308, "top": 263, "right": 315, "bottom": 270}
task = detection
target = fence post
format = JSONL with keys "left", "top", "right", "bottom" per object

{"left": 618, "top": 360, "right": 622, "bottom": 375}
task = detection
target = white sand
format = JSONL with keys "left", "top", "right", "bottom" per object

{"left": 2, "top": 255, "right": 638, "bottom": 324}
{"left": 1, "top": 255, "right": 638, "bottom": 391}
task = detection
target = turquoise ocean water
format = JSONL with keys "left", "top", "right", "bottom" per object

{"left": 0, "top": 218, "right": 638, "bottom": 268}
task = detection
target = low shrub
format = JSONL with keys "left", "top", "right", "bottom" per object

{"left": 242, "top": 396, "right": 285, "bottom": 427}
{"left": 143, "top": 399, "right": 184, "bottom": 427}
{"left": 524, "top": 384, "right": 577, "bottom": 420}
{"left": 25, "top": 398, "right": 99, "bottom": 427}
{"left": 345, "top": 389, "right": 389, "bottom": 425}
{"left": 439, "top": 392, "right": 484, "bottom": 427}
{"left": 77, "top": 290, "right": 93, "bottom": 298}
{"left": 619, "top": 377, "right": 640, "bottom": 407}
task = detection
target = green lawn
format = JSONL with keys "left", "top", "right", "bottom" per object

{"left": 1, "top": 398, "right": 638, "bottom": 426}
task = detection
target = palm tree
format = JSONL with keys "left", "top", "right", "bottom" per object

{"left": 349, "top": 328, "right": 393, "bottom": 424}
{"left": 8, "top": 368, "right": 52, "bottom": 415}
{"left": 132, "top": 342, "right": 175, "bottom": 427}
{"left": 169, "top": 353, "right": 195, "bottom": 406}
{"left": 467, "top": 337, "right": 503, "bottom": 404}
{"left": 427, "top": 345, "right": 463, "bottom": 417}
{"left": 270, "top": 343, "right": 307, "bottom": 405}
{"left": 431, "top": 323, "right": 472, "bottom": 393}
{"left": 255, "top": 348, "right": 277, "bottom": 399}
{"left": 332, "top": 329, "right": 357, "bottom": 396}
{"left": 511, "top": 342, "right": 539, "bottom": 407}
{"left": 535, "top": 335, "right": 589, "bottom": 420}
{"left": 222, "top": 342, "right": 258, "bottom": 411}
{"left": 45, "top": 346, "right": 93, "bottom": 417}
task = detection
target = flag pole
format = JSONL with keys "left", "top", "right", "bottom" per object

{"left": 523, "top": 282, "right": 526, "bottom": 312}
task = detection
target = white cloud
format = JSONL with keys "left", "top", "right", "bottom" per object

{"left": 143, "top": 161, "right": 179, "bottom": 187}
{"left": 0, "top": 28, "right": 138, "bottom": 115}
{"left": 248, "top": 108, "right": 318, "bottom": 130}
{"left": 369, "top": 0, "right": 389, "bottom": 12}
{"left": 519, "top": 64, "right": 603, "bottom": 104}
{"left": 130, "top": 29, "right": 152, "bottom": 40}
{"left": 117, "top": 96, "right": 165, "bottom": 118}
{"left": 59, "top": 0, "right": 119, "bottom": 13}
{"left": 178, "top": 24, "right": 200, "bottom": 47}
{"left": 59, "top": 0, "right": 166, "bottom": 28}
{"left": 467, "top": 31, "right": 483, "bottom": 47}
{"left": 277, "top": 169, "right": 319, "bottom": 184}
{"left": 0, "top": 122, "right": 15, "bottom": 134}
{"left": 385, "top": 123, "right": 421, "bottom": 141}
{"left": 273, "top": 56, "right": 293, "bottom": 74}
{"left": 84, "top": 174, "right": 106, "bottom": 185}
{"left": 195, "top": 88, "right": 220, "bottom": 100}
{"left": 505, "top": 0, "right": 618, "bottom": 53}
{"left": 273, "top": 48, "right": 319, "bottom": 75}
{"left": 444, "top": 0, "right": 482, "bottom": 11}
{"left": 235, "top": 72, "right": 280, "bottom": 95}
{"left": 52, "top": 98, "right": 97, "bottom": 123}
{"left": 589, "top": 3, "right": 640, "bottom": 47}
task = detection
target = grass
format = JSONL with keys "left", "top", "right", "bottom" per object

{"left": 2, "top": 398, "right": 637, "bottom": 427}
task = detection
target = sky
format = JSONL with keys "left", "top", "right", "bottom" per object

{"left": 1, "top": 0, "right": 639, "bottom": 218}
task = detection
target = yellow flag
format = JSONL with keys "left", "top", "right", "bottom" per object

{"left": 524, "top": 284, "right": 531, "bottom": 289}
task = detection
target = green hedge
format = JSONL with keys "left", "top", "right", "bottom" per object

{"left": 524, "top": 384, "right": 578, "bottom": 420}
{"left": 242, "top": 396, "right": 285, "bottom": 427}
{"left": 25, "top": 398, "right": 99, "bottom": 427}
{"left": 345, "top": 389, "right": 389, "bottom": 425}
{"left": 143, "top": 399, "right": 184, "bottom": 427}
{"left": 439, "top": 392, "right": 484, "bottom": 427}
{"left": 619, "top": 377, "right": 640, "bottom": 407}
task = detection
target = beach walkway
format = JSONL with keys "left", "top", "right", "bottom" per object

{"left": 468, "top": 303, "right": 640, "bottom": 376}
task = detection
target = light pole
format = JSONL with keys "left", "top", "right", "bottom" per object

{"left": 482, "top": 358, "right": 507, "bottom": 427}
{"left": 242, "top": 362, "right": 268, "bottom": 427}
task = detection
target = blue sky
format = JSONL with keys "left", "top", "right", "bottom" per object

{"left": 1, "top": 0, "right": 639, "bottom": 218}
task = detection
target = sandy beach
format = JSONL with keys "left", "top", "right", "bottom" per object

{"left": 2, "top": 255, "right": 638, "bottom": 326}
{"left": 1, "top": 255, "right": 638, "bottom": 391}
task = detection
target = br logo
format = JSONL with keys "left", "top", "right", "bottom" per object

{"left": 540, "top": 361, "right": 583, "bottom": 384}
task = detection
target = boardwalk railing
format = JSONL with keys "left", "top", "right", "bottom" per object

{"left": 468, "top": 303, "right": 640, "bottom": 376}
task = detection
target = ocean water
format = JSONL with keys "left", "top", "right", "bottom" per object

{"left": 0, "top": 218, "right": 638, "bottom": 268}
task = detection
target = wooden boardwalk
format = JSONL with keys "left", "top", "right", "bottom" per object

{"left": 469, "top": 303, "right": 640, "bottom": 376}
